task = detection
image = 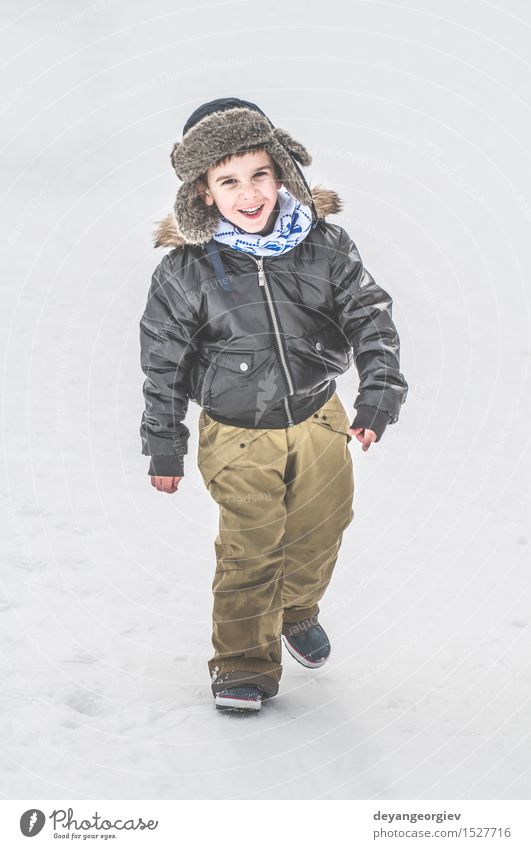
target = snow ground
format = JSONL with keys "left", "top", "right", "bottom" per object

{"left": 1, "top": 0, "right": 530, "bottom": 799}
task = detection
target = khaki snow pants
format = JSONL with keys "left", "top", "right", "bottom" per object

{"left": 197, "top": 390, "right": 355, "bottom": 698}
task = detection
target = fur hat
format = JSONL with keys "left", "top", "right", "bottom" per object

{"left": 167, "top": 97, "right": 316, "bottom": 246}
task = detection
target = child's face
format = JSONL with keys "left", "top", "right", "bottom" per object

{"left": 198, "top": 150, "right": 282, "bottom": 233}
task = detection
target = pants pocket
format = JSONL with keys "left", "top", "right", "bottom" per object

{"left": 197, "top": 417, "right": 268, "bottom": 489}
{"left": 311, "top": 393, "right": 353, "bottom": 443}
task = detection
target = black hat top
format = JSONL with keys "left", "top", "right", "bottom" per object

{"left": 182, "top": 97, "right": 273, "bottom": 136}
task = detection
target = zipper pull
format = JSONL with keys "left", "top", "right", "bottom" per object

{"left": 256, "top": 257, "right": 265, "bottom": 286}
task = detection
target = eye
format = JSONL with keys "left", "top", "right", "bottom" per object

{"left": 221, "top": 178, "right": 236, "bottom": 186}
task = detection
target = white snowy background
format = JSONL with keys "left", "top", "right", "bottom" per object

{"left": 1, "top": 0, "right": 530, "bottom": 800}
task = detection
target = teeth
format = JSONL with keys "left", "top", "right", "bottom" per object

{"left": 240, "top": 205, "right": 262, "bottom": 213}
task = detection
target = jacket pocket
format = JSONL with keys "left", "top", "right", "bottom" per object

{"left": 187, "top": 355, "right": 209, "bottom": 403}
{"left": 199, "top": 361, "right": 218, "bottom": 408}
{"left": 207, "top": 350, "right": 255, "bottom": 419}
{"left": 310, "top": 326, "right": 351, "bottom": 369}
{"left": 286, "top": 328, "right": 349, "bottom": 395}
{"left": 214, "top": 350, "right": 255, "bottom": 373}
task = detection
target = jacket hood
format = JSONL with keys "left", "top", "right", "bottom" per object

{"left": 152, "top": 184, "right": 342, "bottom": 249}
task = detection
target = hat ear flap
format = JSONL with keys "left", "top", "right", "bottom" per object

{"left": 272, "top": 127, "right": 312, "bottom": 167}
{"left": 170, "top": 142, "right": 181, "bottom": 176}
{"left": 173, "top": 180, "right": 220, "bottom": 245}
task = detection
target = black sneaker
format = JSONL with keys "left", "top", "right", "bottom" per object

{"left": 282, "top": 619, "right": 331, "bottom": 668}
{"left": 215, "top": 685, "right": 265, "bottom": 712}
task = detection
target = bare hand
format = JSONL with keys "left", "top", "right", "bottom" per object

{"left": 349, "top": 427, "right": 377, "bottom": 452}
{"left": 150, "top": 475, "right": 183, "bottom": 493}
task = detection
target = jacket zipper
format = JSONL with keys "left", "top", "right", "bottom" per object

{"left": 219, "top": 246, "right": 296, "bottom": 427}
{"left": 250, "top": 255, "right": 295, "bottom": 427}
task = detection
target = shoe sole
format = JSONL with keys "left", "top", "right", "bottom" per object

{"left": 215, "top": 694, "right": 262, "bottom": 712}
{"left": 282, "top": 634, "right": 331, "bottom": 668}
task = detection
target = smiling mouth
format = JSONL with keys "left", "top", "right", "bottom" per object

{"left": 238, "top": 203, "right": 265, "bottom": 219}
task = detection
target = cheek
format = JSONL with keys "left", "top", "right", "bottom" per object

{"left": 214, "top": 192, "right": 232, "bottom": 211}
{"left": 266, "top": 183, "right": 280, "bottom": 203}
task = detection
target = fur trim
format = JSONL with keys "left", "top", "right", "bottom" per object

{"left": 170, "top": 107, "right": 313, "bottom": 180}
{"left": 153, "top": 184, "right": 342, "bottom": 249}
{"left": 271, "top": 127, "right": 312, "bottom": 167}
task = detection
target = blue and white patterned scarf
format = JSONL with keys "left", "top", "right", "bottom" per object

{"left": 212, "top": 187, "right": 314, "bottom": 256}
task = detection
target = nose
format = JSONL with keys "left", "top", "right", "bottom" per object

{"left": 237, "top": 179, "right": 258, "bottom": 201}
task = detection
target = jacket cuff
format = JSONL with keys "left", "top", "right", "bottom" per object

{"left": 148, "top": 456, "right": 185, "bottom": 477}
{"left": 350, "top": 405, "right": 391, "bottom": 442}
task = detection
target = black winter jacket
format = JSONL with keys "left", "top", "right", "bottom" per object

{"left": 139, "top": 187, "right": 408, "bottom": 477}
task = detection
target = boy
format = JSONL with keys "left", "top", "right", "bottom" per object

{"left": 139, "top": 97, "right": 408, "bottom": 713}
